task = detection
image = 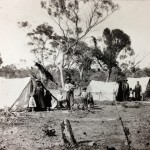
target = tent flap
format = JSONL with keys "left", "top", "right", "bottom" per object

{"left": 0, "top": 77, "right": 31, "bottom": 109}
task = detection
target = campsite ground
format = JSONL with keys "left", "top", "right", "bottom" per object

{"left": 0, "top": 101, "right": 150, "bottom": 150}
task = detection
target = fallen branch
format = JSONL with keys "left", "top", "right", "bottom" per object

{"left": 61, "top": 119, "right": 77, "bottom": 147}
{"left": 113, "top": 92, "right": 131, "bottom": 150}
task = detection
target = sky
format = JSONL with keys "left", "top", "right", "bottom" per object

{"left": 0, "top": 0, "right": 150, "bottom": 68}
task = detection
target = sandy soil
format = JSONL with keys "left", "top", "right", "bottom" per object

{"left": 0, "top": 102, "right": 150, "bottom": 150}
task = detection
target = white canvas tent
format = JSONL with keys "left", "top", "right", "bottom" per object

{"left": 127, "top": 77, "right": 150, "bottom": 93}
{"left": 0, "top": 77, "right": 32, "bottom": 110}
{"left": 87, "top": 80, "right": 119, "bottom": 101}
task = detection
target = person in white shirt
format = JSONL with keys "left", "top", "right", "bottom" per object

{"left": 64, "top": 78, "right": 71, "bottom": 109}
{"left": 129, "top": 88, "right": 134, "bottom": 101}
{"left": 57, "top": 91, "right": 64, "bottom": 109}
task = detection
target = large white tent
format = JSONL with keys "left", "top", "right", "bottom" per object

{"left": 87, "top": 80, "right": 119, "bottom": 101}
{"left": 127, "top": 77, "right": 150, "bottom": 93}
{"left": 0, "top": 77, "right": 32, "bottom": 110}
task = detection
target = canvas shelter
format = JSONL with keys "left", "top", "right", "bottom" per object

{"left": 0, "top": 77, "right": 33, "bottom": 111}
{"left": 127, "top": 77, "right": 150, "bottom": 94}
{"left": 87, "top": 80, "right": 119, "bottom": 101}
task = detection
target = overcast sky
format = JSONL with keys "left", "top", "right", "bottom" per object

{"left": 0, "top": 0, "right": 150, "bottom": 68}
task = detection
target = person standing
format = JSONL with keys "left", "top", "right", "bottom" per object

{"left": 57, "top": 90, "right": 64, "bottom": 109}
{"left": 64, "top": 78, "right": 71, "bottom": 110}
{"left": 122, "top": 79, "right": 129, "bottom": 101}
{"left": 87, "top": 92, "right": 94, "bottom": 109}
{"left": 69, "top": 81, "right": 76, "bottom": 110}
{"left": 80, "top": 88, "right": 88, "bottom": 110}
{"left": 29, "top": 93, "right": 36, "bottom": 112}
{"left": 44, "top": 90, "right": 52, "bottom": 111}
{"left": 135, "top": 81, "right": 142, "bottom": 101}
{"left": 33, "top": 80, "right": 45, "bottom": 111}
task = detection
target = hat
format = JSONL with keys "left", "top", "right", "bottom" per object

{"left": 122, "top": 77, "right": 127, "bottom": 81}
{"left": 83, "top": 87, "right": 87, "bottom": 90}
{"left": 66, "top": 77, "right": 71, "bottom": 81}
{"left": 35, "top": 79, "right": 41, "bottom": 82}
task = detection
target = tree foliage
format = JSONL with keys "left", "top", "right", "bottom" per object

{"left": 72, "top": 41, "right": 94, "bottom": 80}
{"left": 19, "top": 0, "right": 118, "bottom": 87}
{"left": 26, "top": 23, "right": 55, "bottom": 66}
{"left": 92, "top": 28, "right": 133, "bottom": 81}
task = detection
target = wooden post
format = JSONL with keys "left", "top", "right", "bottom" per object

{"left": 61, "top": 119, "right": 77, "bottom": 147}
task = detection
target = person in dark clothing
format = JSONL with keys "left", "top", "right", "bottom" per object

{"left": 122, "top": 79, "right": 129, "bottom": 101}
{"left": 69, "top": 81, "right": 76, "bottom": 110}
{"left": 87, "top": 92, "right": 94, "bottom": 109}
{"left": 135, "top": 81, "right": 142, "bottom": 101}
{"left": 44, "top": 90, "right": 52, "bottom": 111}
{"left": 33, "top": 80, "right": 45, "bottom": 111}
{"left": 116, "top": 79, "right": 123, "bottom": 101}
{"left": 80, "top": 88, "right": 88, "bottom": 110}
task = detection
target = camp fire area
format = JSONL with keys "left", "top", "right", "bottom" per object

{"left": 0, "top": 101, "right": 150, "bottom": 150}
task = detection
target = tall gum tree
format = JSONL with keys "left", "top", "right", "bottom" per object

{"left": 40, "top": 0, "right": 118, "bottom": 88}
{"left": 20, "top": 0, "right": 118, "bottom": 88}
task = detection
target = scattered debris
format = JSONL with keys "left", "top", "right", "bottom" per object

{"left": 122, "top": 102, "right": 142, "bottom": 108}
{"left": 83, "top": 132, "right": 87, "bottom": 136}
{"left": 88, "top": 141, "right": 96, "bottom": 146}
{"left": 42, "top": 126, "right": 56, "bottom": 137}
{"left": 106, "top": 146, "right": 116, "bottom": 150}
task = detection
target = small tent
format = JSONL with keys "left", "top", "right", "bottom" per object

{"left": 127, "top": 77, "right": 150, "bottom": 94}
{"left": 87, "top": 80, "right": 119, "bottom": 101}
{"left": 0, "top": 77, "right": 33, "bottom": 110}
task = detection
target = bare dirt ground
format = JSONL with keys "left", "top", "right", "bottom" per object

{"left": 0, "top": 101, "right": 150, "bottom": 150}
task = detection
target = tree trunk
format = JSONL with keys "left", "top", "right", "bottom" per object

{"left": 56, "top": 52, "right": 65, "bottom": 88}
{"left": 59, "top": 66, "right": 64, "bottom": 88}
{"left": 61, "top": 119, "right": 77, "bottom": 147}
{"left": 79, "top": 67, "right": 83, "bottom": 80}
{"left": 106, "top": 69, "right": 112, "bottom": 82}
{"left": 79, "top": 67, "right": 83, "bottom": 93}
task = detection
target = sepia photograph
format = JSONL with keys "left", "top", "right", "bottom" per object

{"left": 0, "top": 0, "right": 150, "bottom": 149}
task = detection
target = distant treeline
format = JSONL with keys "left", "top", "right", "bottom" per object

{"left": 0, "top": 64, "right": 150, "bottom": 89}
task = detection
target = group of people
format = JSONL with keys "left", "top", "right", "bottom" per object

{"left": 28, "top": 77, "right": 94, "bottom": 112}
{"left": 121, "top": 79, "right": 142, "bottom": 101}
{"left": 29, "top": 79, "right": 53, "bottom": 112}
{"left": 63, "top": 77, "right": 94, "bottom": 110}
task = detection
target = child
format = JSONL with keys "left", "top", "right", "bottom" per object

{"left": 29, "top": 93, "right": 36, "bottom": 112}
{"left": 129, "top": 88, "right": 134, "bottom": 101}
{"left": 80, "top": 88, "right": 88, "bottom": 110}
{"left": 44, "top": 90, "right": 52, "bottom": 111}
{"left": 57, "top": 91, "right": 64, "bottom": 109}
{"left": 87, "top": 92, "right": 94, "bottom": 109}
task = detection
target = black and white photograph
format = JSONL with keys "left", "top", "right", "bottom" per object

{"left": 0, "top": 0, "right": 150, "bottom": 149}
